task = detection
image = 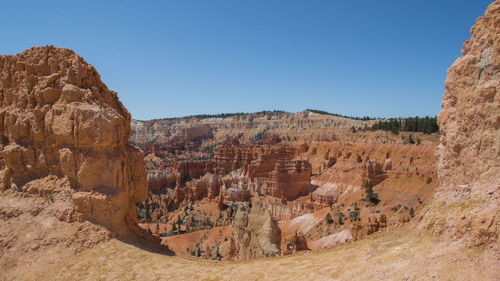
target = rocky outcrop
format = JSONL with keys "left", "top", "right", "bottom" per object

{"left": 366, "top": 213, "right": 387, "bottom": 235}
{"left": 147, "top": 171, "right": 176, "bottom": 192}
{"left": 282, "top": 230, "right": 309, "bottom": 255}
{"left": 234, "top": 194, "right": 281, "bottom": 260}
{"left": 310, "top": 189, "right": 338, "bottom": 207}
{"left": 145, "top": 144, "right": 314, "bottom": 211}
{"left": 0, "top": 46, "right": 147, "bottom": 237}
{"left": 174, "top": 160, "right": 215, "bottom": 184}
{"left": 363, "top": 159, "right": 385, "bottom": 185}
{"left": 421, "top": 1, "right": 500, "bottom": 248}
{"left": 264, "top": 200, "right": 313, "bottom": 221}
{"left": 221, "top": 183, "right": 251, "bottom": 202}
{"left": 438, "top": 1, "right": 500, "bottom": 189}
{"left": 259, "top": 160, "right": 311, "bottom": 200}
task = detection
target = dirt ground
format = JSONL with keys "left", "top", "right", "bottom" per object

{"left": 6, "top": 224, "right": 498, "bottom": 281}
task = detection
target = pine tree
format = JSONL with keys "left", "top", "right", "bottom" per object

{"left": 326, "top": 213, "right": 333, "bottom": 224}
{"left": 363, "top": 181, "right": 380, "bottom": 204}
{"left": 408, "top": 134, "right": 415, "bottom": 144}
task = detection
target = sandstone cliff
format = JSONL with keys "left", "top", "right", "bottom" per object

{"left": 131, "top": 111, "right": 377, "bottom": 148}
{"left": 233, "top": 194, "right": 281, "bottom": 260}
{"left": 438, "top": 2, "right": 500, "bottom": 188}
{"left": 0, "top": 46, "right": 149, "bottom": 248}
{"left": 421, "top": 1, "right": 500, "bottom": 248}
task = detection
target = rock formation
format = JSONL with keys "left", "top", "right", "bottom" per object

{"left": 258, "top": 160, "right": 311, "bottom": 200}
{"left": 0, "top": 46, "right": 148, "bottom": 238}
{"left": 448, "top": 3, "right": 500, "bottom": 181}
{"left": 281, "top": 230, "right": 309, "bottom": 255}
{"left": 438, "top": 3, "right": 500, "bottom": 187}
{"left": 421, "top": 0, "right": 500, "bottom": 248}
{"left": 233, "top": 194, "right": 281, "bottom": 260}
{"left": 366, "top": 213, "right": 387, "bottom": 235}
{"left": 220, "top": 182, "right": 251, "bottom": 202}
{"left": 148, "top": 171, "right": 176, "bottom": 192}
{"left": 141, "top": 134, "right": 438, "bottom": 255}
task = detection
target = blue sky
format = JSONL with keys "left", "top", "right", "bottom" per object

{"left": 1, "top": 0, "right": 493, "bottom": 120}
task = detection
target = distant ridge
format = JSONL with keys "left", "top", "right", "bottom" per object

{"left": 136, "top": 109, "right": 437, "bottom": 125}
{"left": 136, "top": 109, "right": 375, "bottom": 122}
{"left": 304, "top": 109, "right": 374, "bottom": 120}
{"left": 142, "top": 110, "right": 288, "bottom": 122}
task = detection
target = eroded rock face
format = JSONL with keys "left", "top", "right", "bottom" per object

{"left": 234, "top": 194, "right": 281, "bottom": 260}
{"left": 366, "top": 213, "right": 387, "bottom": 235}
{"left": 258, "top": 160, "right": 311, "bottom": 200}
{"left": 438, "top": 1, "right": 500, "bottom": 188}
{"left": 0, "top": 46, "right": 147, "bottom": 237}
{"left": 422, "top": 1, "right": 500, "bottom": 247}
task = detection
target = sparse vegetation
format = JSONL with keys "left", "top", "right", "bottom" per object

{"left": 202, "top": 144, "right": 216, "bottom": 158}
{"left": 334, "top": 212, "right": 345, "bottom": 225}
{"left": 349, "top": 202, "right": 361, "bottom": 222}
{"left": 391, "top": 204, "right": 402, "bottom": 212}
{"left": 251, "top": 128, "right": 268, "bottom": 142}
{"left": 44, "top": 193, "right": 54, "bottom": 204}
{"left": 363, "top": 181, "right": 380, "bottom": 205}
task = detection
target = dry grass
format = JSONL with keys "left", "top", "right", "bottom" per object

{"left": 9, "top": 224, "right": 499, "bottom": 281}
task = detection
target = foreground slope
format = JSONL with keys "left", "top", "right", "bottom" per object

{"left": 7, "top": 225, "right": 498, "bottom": 280}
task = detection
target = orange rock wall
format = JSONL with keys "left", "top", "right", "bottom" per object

{"left": 0, "top": 46, "right": 148, "bottom": 237}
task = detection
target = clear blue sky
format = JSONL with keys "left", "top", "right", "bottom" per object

{"left": 1, "top": 0, "right": 493, "bottom": 120}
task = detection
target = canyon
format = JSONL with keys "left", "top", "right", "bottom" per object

{"left": 0, "top": 0, "right": 499, "bottom": 280}
{"left": 131, "top": 109, "right": 439, "bottom": 259}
